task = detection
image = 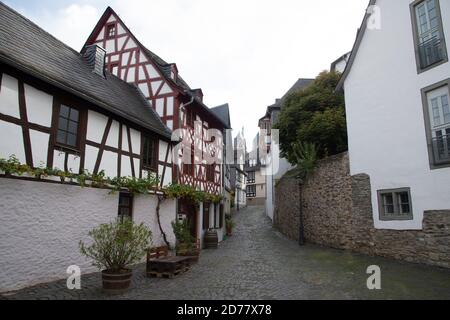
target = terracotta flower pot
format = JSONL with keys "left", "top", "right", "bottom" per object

{"left": 102, "top": 269, "right": 132, "bottom": 294}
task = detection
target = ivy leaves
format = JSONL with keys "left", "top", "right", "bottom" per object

{"left": 0, "top": 155, "right": 223, "bottom": 204}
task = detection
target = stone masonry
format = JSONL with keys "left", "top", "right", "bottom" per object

{"left": 274, "top": 152, "right": 450, "bottom": 269}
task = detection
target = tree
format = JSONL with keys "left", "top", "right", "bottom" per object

{"left": 273, "top": 71, "right": 347, "bottom": 164}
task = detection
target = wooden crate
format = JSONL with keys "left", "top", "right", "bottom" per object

{"left": 146, "top": 256, "right": 192, "bottom": 279}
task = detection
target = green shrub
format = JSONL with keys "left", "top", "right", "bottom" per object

{"left": 171, "top": 219, "right": 195, "bottom": 251}
{"left": 79, "top": 218, "right": 152, "bottom": 272}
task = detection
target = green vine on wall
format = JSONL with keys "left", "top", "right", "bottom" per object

{"left": 0, "top": 155, "right": 223, "bottom": 204}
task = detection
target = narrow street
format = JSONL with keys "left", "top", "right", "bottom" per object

{"left": 3, "top": 206, "right": 450, "bottom": 300}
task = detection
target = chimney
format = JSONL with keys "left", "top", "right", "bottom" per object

{"left": 83, "top": 45, "right": 106, "bottom": 77}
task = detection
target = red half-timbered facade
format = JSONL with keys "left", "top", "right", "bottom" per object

{"left": 83, "top": 7, "right": 230, "bottom": 197}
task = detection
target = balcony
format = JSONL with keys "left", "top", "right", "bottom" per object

{"left": 418, "top": 37, "right": 447, "bottom": 70}
{"left": 431, "top": 133, "right": 450, "bottom": 165}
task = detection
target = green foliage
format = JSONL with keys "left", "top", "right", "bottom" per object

{"left": 171, "top": 219, "right": 195, "bottom": 252}
{"left": 0, "top": 155, "right": 220, "bottom": 201}
{"left": 165, "top": 183, "right": 223, "bottom": 204}
{"left": 292, "top": 142, "right": 318, "bottom": 179}
{"left": 273, "top": 71, "right": 347, "bottom": 163}
{"left": 0, "top": 155, "right": 30, "bottom": 176}
{"left": 225, "top": 215, "right": 235, "bottom": 229}
{"left": 109, "top": 174, "right": 159, "bottom": 194}
{"left": 79, "top": 217, "right": 152, "bottom": 272}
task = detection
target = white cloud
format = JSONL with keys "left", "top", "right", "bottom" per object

{"left": 16, "top": 0, "right": 368, "bottom": 144}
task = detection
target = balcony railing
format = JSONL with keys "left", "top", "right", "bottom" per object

{"left": 418, "top": 37, "right": 447, "bottom": 69}
{"left": 431, "top": 133, "right": 450, "bottom": 165}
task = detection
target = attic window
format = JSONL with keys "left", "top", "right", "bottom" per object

{"left": 109, "top": 62, "right": 119, "bottom": 76}
{"left": 106, "top": 24, "right": 116, "bottom": 39}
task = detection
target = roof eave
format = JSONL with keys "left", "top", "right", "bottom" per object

{"left": 335, "top": 0, "right": 377, "bottom": 92}
{"left": 0, "top": 54, "right": 172, "bottom": 140}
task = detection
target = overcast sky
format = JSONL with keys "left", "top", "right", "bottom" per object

{"left": 5, "top": 0, "right": 368, "bottom": 143}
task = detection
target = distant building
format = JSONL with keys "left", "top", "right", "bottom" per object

{"left": 244, "top": 133, "right": 267, "bottom": 206}
{"left": 211, "top": 103, "right": 233, "bottom": 218}
{"left": 260, "top": 78, "right": 314, "bottom": 219}
{"left": 230, "top": 129, "right": 247, "bottom": 211}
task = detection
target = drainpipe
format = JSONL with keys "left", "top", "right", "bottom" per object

{"left": 182, "top": 94, "right": 195, "bottom": 114}
{"left": 298, "top": 178, "right": 305, "bottom": 246}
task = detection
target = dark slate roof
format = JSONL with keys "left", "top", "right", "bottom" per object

{"left": 140, "top": 46, "right": 191, "bottom": 91}
{"left": 210, "top": 104, "right": 231, "bottom": 129}
{"left": 280, "top": 78, "right": 314, "bottom": 104}
{"left": 0, "top": 2, "right": 171, "bottom": 139}
{"left": 259, "top": 78, "right": 314, "bottom": 121}
{"left": 82, "top": 7, "right": 230, "bottom": 129}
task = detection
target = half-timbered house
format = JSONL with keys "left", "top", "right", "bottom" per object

{"left": 83, "top": 7, "right": 231, "bottom": 244}
{"left": 0, "top": 3, "right": 176, "bottom": 292}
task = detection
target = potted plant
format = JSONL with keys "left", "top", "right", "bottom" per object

{"left": 171, "top": 219, "right": 199, "bottom": 261}
{"left": 225, "top": 215, "right": 236, "bottom": 236}
{"left": 79, "top": 217, "right": 152, "bottom": 294}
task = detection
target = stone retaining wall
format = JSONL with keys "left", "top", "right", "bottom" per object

{"left": 274, "top": 152, "right": 450, "bottom": 268}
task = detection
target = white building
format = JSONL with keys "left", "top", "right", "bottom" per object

{"left": 337, "top": 0, "right": 450, "bottom": 230}
{"left": 231, "top": 129, "right": 247, "bottom": 211}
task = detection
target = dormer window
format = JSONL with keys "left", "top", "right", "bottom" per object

{"left": 106, "top": 24, "right": 116, "bottom": 39}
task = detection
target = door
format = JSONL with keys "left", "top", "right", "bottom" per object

{"left": 178, "top": 199, "right": 198, "bottom": 240}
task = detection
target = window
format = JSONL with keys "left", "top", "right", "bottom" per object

{"left": 106, "top": 24, "right": 116, "bottom": 39}
{"left": 246, "top": 185, "right": 256, "bottom": 198}
{"left": 109, "top": 62, "right": 119, "bottom": 76}
{"left": 183, "top": 149, "right": 194, "bottom": 176}
{"left": 143, "top": 135, "right": 156, "bottom": 170}
{"left": 422, "top": 80, "right": 450, "bottom": 167}
{"left": 56, "top": 104, "right": 79, "bottom": 148}
{"left": 203, "top": 203, "right": 210, "bottom": 230}
{"left": 118, "top": 192, "right": 133, "bottom": 220}
{"left": 377, "top": 188, "right": 413, "bottom": 221}
{"left": 411, "top": 0, "right": 447, "bottom": 72}
{"left": 247, "top": 171, "right": 255, "bottom": 183}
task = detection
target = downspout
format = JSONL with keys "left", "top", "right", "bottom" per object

{"left": 182, "top": 94, "right": 195, "bottom": 111}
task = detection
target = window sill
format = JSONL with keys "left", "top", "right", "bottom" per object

{"left": 417, "top": 57, "right": 448, "bottom": 75}
{"left": 379, "top": 215, "right": 414, "bottom": 222}
{"left": 54, "top": 144, "right": 81, "bottom": 155}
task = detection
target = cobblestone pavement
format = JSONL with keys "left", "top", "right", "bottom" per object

{"left": 2, "top": 206, "right": 450, "bottom": 300}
